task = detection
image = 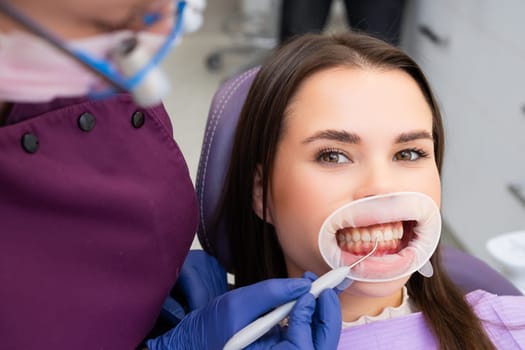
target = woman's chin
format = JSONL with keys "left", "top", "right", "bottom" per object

{"left": 342, "top": 275, "right": 411, "bottom": 298}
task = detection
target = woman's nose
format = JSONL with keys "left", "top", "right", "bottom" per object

{"left": 352, "top": 163, "right": 396, "bottom": 200}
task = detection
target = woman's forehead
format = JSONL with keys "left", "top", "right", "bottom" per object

{"left": 283, "top": 67, "right": 433, "bottom": 132}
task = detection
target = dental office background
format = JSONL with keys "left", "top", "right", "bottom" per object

{"left": 163, "top": 0, "right": 525, "bottom": 292}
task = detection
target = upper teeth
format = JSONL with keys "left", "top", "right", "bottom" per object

{"left": 336, "top": 222, "right": 403, "bottom": 244}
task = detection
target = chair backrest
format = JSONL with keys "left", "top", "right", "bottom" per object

{"left": 195, "top": 69, "right": 523, "bottom": 296}
{"left": 196, "top": 67, "right": 259, "bottom": 270}
{"left": 440, "top": 245, "right": 521, "bottom": 295}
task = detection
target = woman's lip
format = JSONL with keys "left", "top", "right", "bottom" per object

{"left": 340, "top": 247, "right": 416, "bottom": 279}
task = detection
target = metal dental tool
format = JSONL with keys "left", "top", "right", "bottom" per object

{"left": 223, "top": 239, "right": 379, "bottom": 350}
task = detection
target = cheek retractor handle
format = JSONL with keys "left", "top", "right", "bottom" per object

{"left": 223, "top": 240, "right": 379, "bottom": 350}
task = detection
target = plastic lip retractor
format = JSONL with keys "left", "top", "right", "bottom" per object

{"left": 318, "top": 192, "right": 442, "bottom": 283}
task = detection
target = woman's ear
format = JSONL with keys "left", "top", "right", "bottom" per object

{"left": 252, "top": 165, "right": 273, "bottom": 224}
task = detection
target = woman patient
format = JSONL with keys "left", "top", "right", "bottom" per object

{"left": 216, "top": 31, "right": 525, "bottom": 349}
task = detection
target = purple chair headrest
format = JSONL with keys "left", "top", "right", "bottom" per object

{"left": 195, "top": 68, "right": 522, "bottom": 296}
{"left": 196, "top": 67, "right": 259, "bottom": 270}
{"left": 441, "top": 245, "right": 522, "bottom": 295}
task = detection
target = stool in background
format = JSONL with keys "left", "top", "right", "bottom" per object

{"left": 205, "top": 0, "right": 279, "bottom": 75}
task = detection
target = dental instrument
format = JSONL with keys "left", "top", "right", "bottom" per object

{"left": 223, "top": 239, "right": 379, "bottom": 350}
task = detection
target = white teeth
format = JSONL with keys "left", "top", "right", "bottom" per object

{"left": 371, "top": 229, "right": 383, "bottom": 242}
{"left": 396, "top": 225, "right": 403, "bottom": 239}
{"left": 383, "top": 227, "right": 393, "bottom": 241}
{"left": 336, "top": 222, "right": 404, "bottom": 245}
{"left": 395, "top": 222, "right": 403, "bottom": 239}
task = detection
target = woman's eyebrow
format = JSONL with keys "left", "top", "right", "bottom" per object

{"left": 302, "top": 130, "right": 361, "bottom": 144}
{"left": 395, "top": 130, "right": 433, "bottom": 143}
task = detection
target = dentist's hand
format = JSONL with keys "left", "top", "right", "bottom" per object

{"left": 146, "top": 278, "right": 341, "bottom": 350}
{"left": 250, "top": 288, "right": 341, "bottom": 350}
{"left": 174, "top": 249, "right": 228, "bottom": 311}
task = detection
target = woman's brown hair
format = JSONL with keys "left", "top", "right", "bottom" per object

{"left": 217, "top": 32, "right": 495, "bottom": 350}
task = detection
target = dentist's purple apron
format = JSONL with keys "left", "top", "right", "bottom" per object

{"left": 0, "top": 94, "right": 198, "bottom": 349}
{"left": 338, "top": 290, "right": 525, "bottom": 349}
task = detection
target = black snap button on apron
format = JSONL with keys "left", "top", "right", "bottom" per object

{"left": 131, "top": 111, "right": 145, "bottom": 128}
{"left": 78, "top": 112, "right": 96, "bottom": 132}
{"left": 21, "top": 133, "right": 39, "bottom": 154}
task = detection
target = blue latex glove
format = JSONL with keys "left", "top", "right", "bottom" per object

{"left": 250, "top": 288, "right": 341, "bottom": 350}
{"left": 158, "top": 250, "right": 228, "bottom": 326}
{"left": 175, "top": 250, "right": 228, "bottom": 311}
{"left": 147, "top": 277, "right": 341, "bottom": 350}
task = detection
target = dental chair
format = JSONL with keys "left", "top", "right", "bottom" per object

{"left": 193, "top": 67, "right": 523, "bottom": 297}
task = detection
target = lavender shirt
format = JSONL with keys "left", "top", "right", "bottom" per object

{"left": 338, "top": 290, "right": 525, "bottom": 349}
{"left": 0, "top": 94, "right": 198, "bottom": 349}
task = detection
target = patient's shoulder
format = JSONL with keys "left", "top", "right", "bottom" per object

{"left": 465, "top": 290, "right": 525, "bottom": 348}
{"left": 466, "top": 289, "right": 524, "bottom": 304}
{"left": 467, "top": 289, "right": 525, "bottom": 325}
{"left": 465, "top": 289, "right": 497, "bottom": 304}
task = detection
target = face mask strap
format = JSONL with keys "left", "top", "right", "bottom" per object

{"left": 124, "top": 0, "right": 186, "bottom": 89}
{"left": 0, "top": 0, "right": 187, "bottom": 98}
{"left": 85, "top": 1, "right": 186, "bottom": 101}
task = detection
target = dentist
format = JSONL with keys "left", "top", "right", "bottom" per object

{"left": 0, "top": 1, "right": 341, "bottom": 349}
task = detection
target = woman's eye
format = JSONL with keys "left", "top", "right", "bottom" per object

{"left": 394, "top": 149, "right": 427, "bottom": 161}
{"left": 318, "top": 150, "right": 351, "bottom": 164}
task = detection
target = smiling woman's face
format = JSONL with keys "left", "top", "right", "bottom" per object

{"left": 254, "top": 66, "right": 441, "bottom": 296}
